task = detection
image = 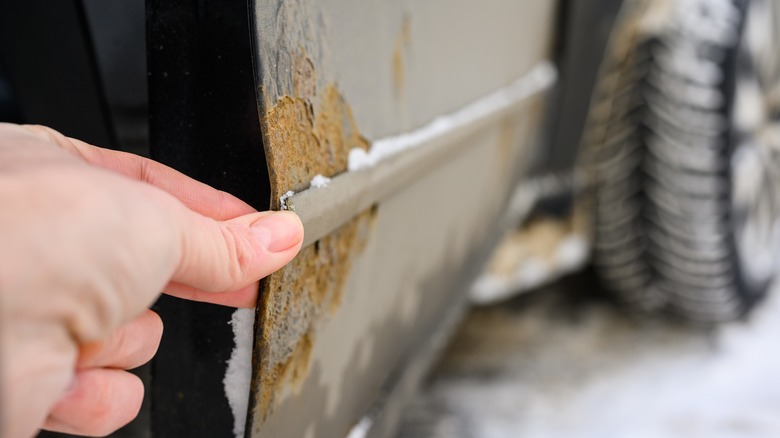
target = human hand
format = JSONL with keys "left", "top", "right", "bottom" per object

{"left": 0, "top": 123, "right": 303, "bottom": 437}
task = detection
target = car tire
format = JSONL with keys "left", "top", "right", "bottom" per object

{"left": 584, "top": 0, "right": 780, "bottom": 322}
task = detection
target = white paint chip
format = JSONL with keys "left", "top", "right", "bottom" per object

{"left": 223, "top": 308, "right": 255, "bottom": 438}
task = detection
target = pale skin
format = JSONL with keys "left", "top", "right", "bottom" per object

{"left": 0, "top": 123, "right": 304, "bottom": 437}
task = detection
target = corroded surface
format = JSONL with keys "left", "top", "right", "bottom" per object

{"left": 249, "top": 1, "right": 557, "bottom": 436}
{"left": 251, "top": 13, "right": 382, "bottom": 428}
{"left": 392, "top": 15, "right": 412, "bottom": 98}
{"left": 253, "top": 209, "right": 375, "bottom": 420}
{"left": 264, "top": 80, "right": 368, "bottom": 207}
{"left": 255, "top": 51, "right": 375, "bottom": 418}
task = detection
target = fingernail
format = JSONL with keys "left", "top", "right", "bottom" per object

{"left": 251, "top": 211, "right": 303, "bottom": 252}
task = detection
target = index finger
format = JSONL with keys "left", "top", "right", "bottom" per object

{"left": 69, "top": 138, "right": 257, "bottom": 220}
{"left": 21, "top": 125, "right": 257, "bottom": 220}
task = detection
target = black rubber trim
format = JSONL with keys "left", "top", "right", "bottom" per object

{"left": 146, "top": 0, "right": 269, "bottom": 436}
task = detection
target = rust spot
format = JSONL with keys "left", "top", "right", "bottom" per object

{"left": 253, "top": 329, "right": 313, "bottom": 421}
{"left": 254, "top": 52, "right": 376, "bottom": 420}
{"left": 392, "top": 15, "right": 411, "bottom": 98}
{"left": 312, "top": 85, "right": 370, "bottom": 174}
{"left": 264, "top": 87, "right": 369, "bottom": 206}
{"left": 392, "top": 44, "right": 404, "bottom": 97}
{"left": 273, "top": 331, "right": 313, "bottom": 393}
{"left": 369, "top": 203, "right": 380, "bottom": 222}
{"left": 254, "top": 211, "right": 374, "bottom": 420}
{"left": 264, "top": 96, "right": 318, "bottom": 202}
{"left": 263, "top": 55, "right": 368, "bottom": 208}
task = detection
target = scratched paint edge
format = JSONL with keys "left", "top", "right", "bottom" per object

{"left": 284, "top": 61, "right": 558, "bottom": 248}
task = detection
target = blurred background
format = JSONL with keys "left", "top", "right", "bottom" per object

{"left": 400, "top": 271, "right": 780, "bottom": 438}
{"left": 399, "top": 1, "right": 780, "bottom": 436}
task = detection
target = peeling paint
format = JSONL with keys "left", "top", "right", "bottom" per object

{"left": 254, "top": 210, "right": 375, "bottom": 420}
{"left": 255, "top": 53, "right": 376, "bottom": 420}
{"left": 247, "top": 1, "right": 558, "bottom": 435}
{"left": 263, "top": 62, "right": 369, "bottom": 208}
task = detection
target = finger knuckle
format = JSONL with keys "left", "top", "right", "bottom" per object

{"left": 220, "top": 223, "right": 257, "bottom": 291}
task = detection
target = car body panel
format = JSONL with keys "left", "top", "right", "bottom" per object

{"left": 247, "top": 1, "right": 558, "bottom": 436}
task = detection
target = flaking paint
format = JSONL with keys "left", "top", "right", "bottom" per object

{"left": 254, "top": 53, "right": 375, "bottom": 421}
{"left": 263, "top": 67, "right": 368, "bottom": 207}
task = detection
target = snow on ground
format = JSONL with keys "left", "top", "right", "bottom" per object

{"left": 400, "top": 272, "right": 780, "bottom": 438}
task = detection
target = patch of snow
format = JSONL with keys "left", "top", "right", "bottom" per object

{"left": 309, "top": 174, "right": 331, "bottom": 189}
{"left": 348, "top": 62, "right": 557, "bottom": 171}
{"left": 431, "top": 280, "right": 780, "bottom": 438}
{"left": 555, "top": 235, "right": 589, "bottom": 272}
{"left": 223, "top": 308, "right": 255, "bottom": 438}
{"left": 345, "top": 416, "right": 374, "bottom": 438}
{"left": 279, "top": 190, "right": 295, "bottom": 211}
{"left": 470, "top": 276, "right": 513, "bottom": 305}
{"left": 514, "top": 259, "right": 552, "bottom": 291}
{"left": 471, "top": 259, "right": 550, "bottom": 305}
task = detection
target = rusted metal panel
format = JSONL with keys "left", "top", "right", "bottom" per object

{"left": 247, "top": 1, "right": 558, "bottom": 436}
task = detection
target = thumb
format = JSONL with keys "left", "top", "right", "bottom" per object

{"left": 170, "top": 210, "right": 303, "bottom": 295}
